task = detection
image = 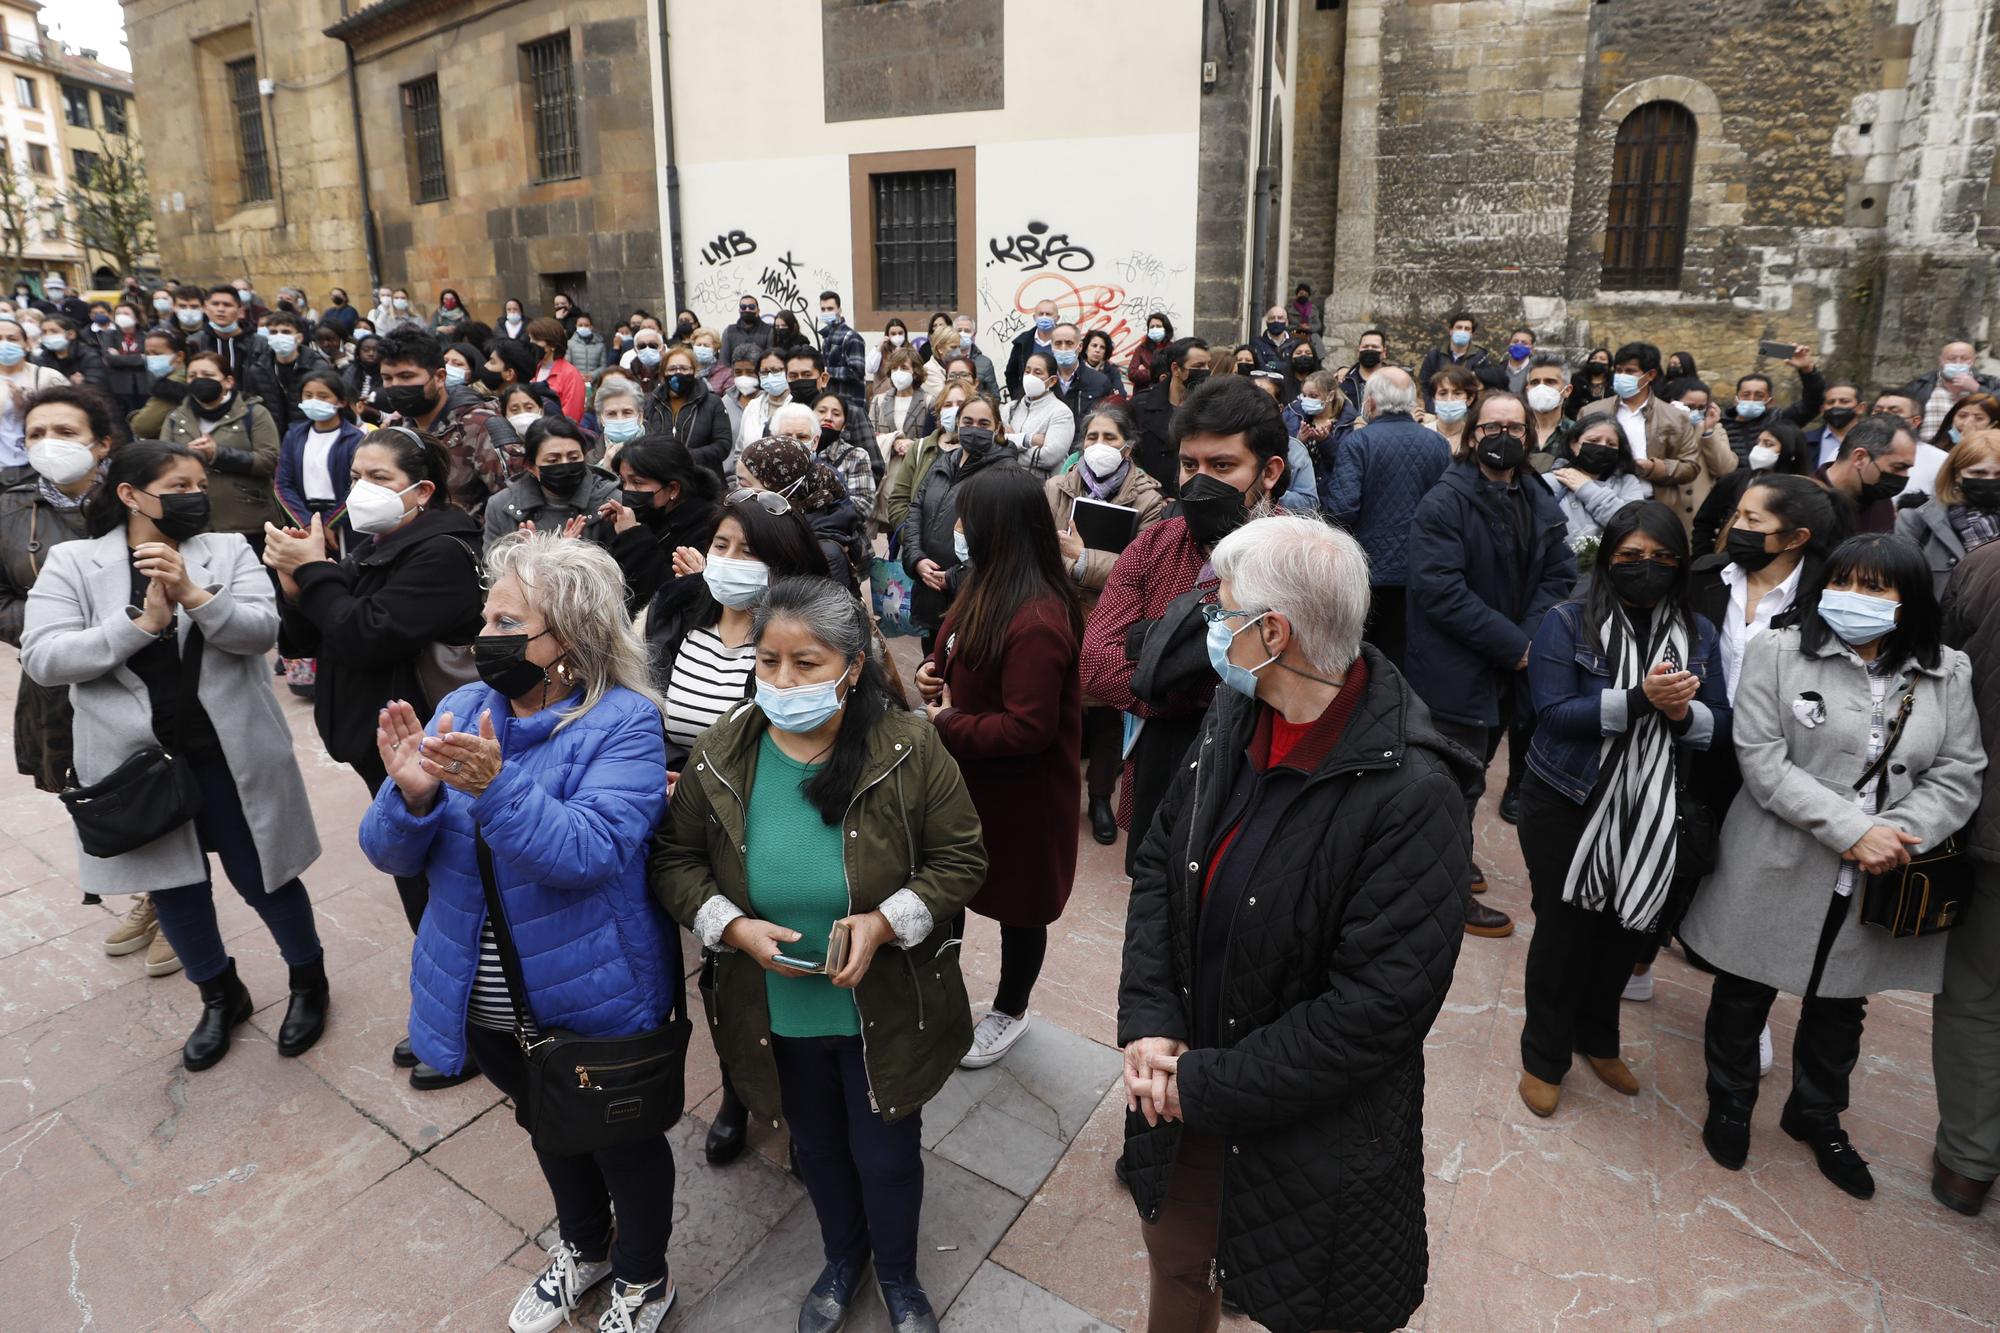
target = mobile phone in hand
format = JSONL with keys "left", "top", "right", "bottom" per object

{"left": 1756, "top": 340, "right": 1798, "bottom": 360}
{"left": 772, "top": 949, "right": 827, "bottom": 974}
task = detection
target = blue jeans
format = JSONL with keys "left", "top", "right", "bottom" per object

{"left": 148, "top": 757, "right": 321, "bottom": 984}
{"left": 772, "top": 1034, "right": 925, "bottom": 1285}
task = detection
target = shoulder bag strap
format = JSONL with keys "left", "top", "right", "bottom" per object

{"left": 1851, "top": 687, "right": 1915, "bottom": 796}
{"left": 472, "top": 832, "right": 545, "bottom": 1045}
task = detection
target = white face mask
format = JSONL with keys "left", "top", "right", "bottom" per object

{"left": 890, "top": 369, "right": 914, "bottom": 392}
{"left": 28, "top": 438, "right": 97, "bottom": 485}
{"left": 1023, "top": 373, "right": 1049, "bottom": 399}
{"left": 888, "top": 333, "right": 905, "bottom": 346}
{"left": 346, "top": 478, "right": 420, "bottom": 535}
{"left": 507, "top": 411, "right": 542, "bottom": 434}
{"left": 1748, "top": 444, "right": 1781, "bottom": 471}
{"left": 734, "top": 374, "right": 759, "bottom": 396}
{"left": 1082, "top": 442, "right": 1124, "bottom": 478}
{"left": 1525, "top": 384, "right": 1563, "bottom": 414}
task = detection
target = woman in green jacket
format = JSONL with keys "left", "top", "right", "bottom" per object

{"left": 158, "top": 349, "right": 282, "bottom": 542}
{"left": 652, "top": 576, "right": 984, "bottom": 1333}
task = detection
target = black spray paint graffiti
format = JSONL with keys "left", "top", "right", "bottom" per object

{"left": 986, "top": 221, "right": 1096, "bottom": 273}
{"left": 757, "top": 250, "right": 812, "bottom": 314}
{"left": 698, "top": 229, "right": 758, "bottom": 266}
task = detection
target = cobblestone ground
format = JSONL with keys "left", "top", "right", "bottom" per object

{"left": 0, "top": 649, "right": 1996, "bottom": 1330}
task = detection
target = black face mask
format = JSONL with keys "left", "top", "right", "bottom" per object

{"left": 187, "top": 376, "right": 226, "bottom": 406}
{"left": 621, "top": 487, "right": 664, "bottom": 516}
{"left": 1181, "top": 368, "right": 1211, "bottom": 392}
{"left": 1822, "top": 407, "right": 1857, "bottom": 431}
{"left": 819, "top": 424, "right": 843, "bottom": 450}
{"left": 1857, "top": 462, "right": 1910, "bottom": 506}
{"left": 1178, "top": 472, "right": 1251, "bottom": 547}
{"left": 664, "top": 373, "right": 693, "bottom": 398}
{"left": 331, "top": 294, "right": 347, "bottom": 306}
{"left": 1475, "top": 429, "right": 1527, "bottom": 473}
{"left": 474, "top": 630, "right": 556, "bottom": 699}
{"left": 675, "top": 321, "right": 695, "bottom": 337}
{"left": 739, "top": 311, "right": 759, "bottom": 326}
{"left": 1605, "top": 559, "right": 1679, "bottom": 608}
{"left": 1291, "top": 356, "right": 1317, "bottom": 375}
{"left": 1575, "top": 443, "right": 1623, "bottom": 477}
{"left": 1588, "top": 362, "right": 1610, "bottom": 376}
{"left": 1725, "top": 526, "right": 1783, "bottom": 572}
{"left": 475, "top": 365, "right": 505, "bottom": 391}
{"left": 1357, "top": 348, "right": 1383, "bottom": 369}
{"left": 1960, "top": 477, "right": 2000, "bottom": 511}
{"left": 382, "top": 383, "right": 438, "bottom": 419}
{"left": 140, "top": 490, "right": 212, "bottom": 543}
{"left": 786, "top": 376, "right": 819, "bottom": 402}
{"left": 955, "top": 426, "right": 997, "bottom": 459}
{"left": 539, "top": 462, "right": 587, "bottom": 497}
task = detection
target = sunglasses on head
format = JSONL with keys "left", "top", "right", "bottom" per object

{"left": 727, "top": 487, "right": 792, "bottom": 516}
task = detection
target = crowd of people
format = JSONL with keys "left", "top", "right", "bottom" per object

{"left": 4, "top": 268, "right": 1999, "bottom": 1333}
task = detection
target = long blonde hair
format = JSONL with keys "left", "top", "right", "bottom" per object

{"left": 483, "top": 532, "right": 663, "bottom": 730}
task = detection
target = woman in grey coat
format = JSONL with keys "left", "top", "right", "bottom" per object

{"left": 21, "top": 442, "right": 327, "bottom": 1073}
{"left": 1683, "top": 532, "right": 1984, "bottom": 1200}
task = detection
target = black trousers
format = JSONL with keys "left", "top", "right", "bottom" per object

{"left": 1126, "top": 713, "right": 1204, "bottom": 878}
{"left": 1516, "top": 773, "right": 1647, "bottom": 1082}
{"left": 1703, "top": 889, "right": 1867, "bottom": 1129}
{"left": 992, "top": 924, "right": 1048, "bottom": 1018}
{"left": 350, "top": 753, "right": 430, "bottom": 933}
{"left": 773, "top": 1035, "right": 926, "bottom": 1286}
{"left": 1365, "top": 588, "right": 1408, "bottom": 670}
{"left": 1082, "top": 706, "right": 1122, "bottom": 801}
{"left": 1432, "top": 716, "right": 1506, "bottom": 903}
{"left": 466, "top": 1024, "right": 676, "bottom": 1286}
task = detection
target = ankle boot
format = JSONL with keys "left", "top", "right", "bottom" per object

{"left": 184, "top": 960, "right": 253, "bottom": 1072}
{"left": 705, "top": 1080, "right": 749, "bottom": 1165}
{"left": 277, "top": 958, "right": 330, "bottom": 1058}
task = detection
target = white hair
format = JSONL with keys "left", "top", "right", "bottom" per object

{"left": 594, "top": 380, "right": 643, "bottom": 416}
{"left": 1210, "top": 514, "right": 1372, "bottom": 674}
{"left": 769, "top": 401, "right": 819, "bottom": 440}
{"left": 483, "top": 531, "right": 663, "bottom": 729}
{"left": 1363, "top": 372, "right": 1417, "bottom": 417}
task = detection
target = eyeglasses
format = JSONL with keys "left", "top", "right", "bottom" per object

{"left": 727, "top": 487, "right": 792, "bottom": 516}
{"left": 1199, "top": 599, "right": 1267, "bottom": 625}
{"left": 1474, "top": 423, "right": 1527, "bottom": 441}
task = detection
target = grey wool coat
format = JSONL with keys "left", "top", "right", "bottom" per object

{"left": 20, "top": 529, "right": 321, "bottom": 896}
{"left": 1681, "top": 627, "right": 1985, "bottom": 998}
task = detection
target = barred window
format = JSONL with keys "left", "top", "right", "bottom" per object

{"left": 227, "top": 57, "right": 272, "bottom": 202}
{"left": 102, "top": 92, "right": 127, "bottom": 136}
{"left": 871, "top": 170, "right": 957, "bottom": 310}
{"left": 404, "top": 75, "right": 447, "bottom": 203}
{"left": 522, "top": 34, "right": 578, "bottom": 182}
{"left": 1602, "top": 101, "right": 1695, "bottom": 290}
{"left": 71, "top": 148, "right": 98, "bottom": 188}
{"left": 62, "top": 83, "right": 90, "bottom": 129}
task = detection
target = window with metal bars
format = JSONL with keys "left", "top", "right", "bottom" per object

{"left": 62, "top": 84, "right": 90, "bottom": 129}
{"left": 522, "top": 34, "right": 579, "bottom": 182}
{"left": 404, "top": 75, "right": 447, "bottom": 203}
{"left": 228, "top": 57, "right": 272, "bottom": 202}
{"left": 871, "top": 170, "right": 957, "bottom": 310}
{"left": 1601, "top": 100, "right": 1695, "bottom": 290}
{"left": 102, "top": 92, "right": 127, "bottom": 136}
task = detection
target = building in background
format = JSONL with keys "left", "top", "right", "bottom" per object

{"left": 0, "top": 0, "right": 82, "bottom": 291}
{"left": 56, "top": 45, "right": 154, "bottom": 288}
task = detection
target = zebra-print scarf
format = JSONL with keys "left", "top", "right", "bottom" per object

{"left": 1562, "top": 604, "right": 1688, "bottom": 931}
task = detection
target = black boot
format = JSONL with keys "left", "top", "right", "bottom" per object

{"left": 183, "top": 960, "right": 253, "bottom": 1072}
{"left": 705, "top": 1079, "right": 749, "bottom": 1165}
{"left": 1088, "top": 797, "right": 1118, "bottom": 846}
{"left": 277, "top": 958, "right": 330, "bottom": 1057}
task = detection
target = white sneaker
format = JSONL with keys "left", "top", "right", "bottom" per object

{"left": 1758, "top": 1023, "right": 1774, "bottom": 1078}
{"left": 959, "top": 1010, "right": 1032, "bottom": 1069}
{"left": 1621, "top": 970, "right": 1654, "bottom": 1003}
{"left": 510, "top": 1240, "right": 612, "bottom": 1333}
{"left": 597, "top": 1276, "right": 676, "bottom": 1333}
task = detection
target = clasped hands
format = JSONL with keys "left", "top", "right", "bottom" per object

{"left": 1639, "top": 661, "right": 1698, "bottom": 721}
{"left": 1123, "top": 1036, "right": 1189, "bottom": 1127}
{"left": 375, "top": 699, "right": 505, "bottom": 814}
{"left": 132, "top": 541, "right": 211, "bottom": 632}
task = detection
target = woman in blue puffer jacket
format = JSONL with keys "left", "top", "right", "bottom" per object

{"left": 360, "top": 531, "right": 683, "bottom": 1333}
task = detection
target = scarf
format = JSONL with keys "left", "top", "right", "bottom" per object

{"left": 1080, "top": 456, "right": 1131, "bottom": 500}
{"left": 1946, "top": 502, "right": 2000, "bottom": 555}
{"left": 1562, "top": 603, "right": 1688, "bottom": 931}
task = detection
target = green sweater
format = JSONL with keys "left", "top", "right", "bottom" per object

{"left": 745, "top": 733, "right": 859, "bottom": 1037}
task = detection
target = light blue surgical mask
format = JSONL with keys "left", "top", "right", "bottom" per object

{"left": 636, "top": 347, "right": 662, "bottom": 368}
{"left": 1816, "top": 588, "right": 1900, "bottom": 646}
{"left": 1054, "top": 348, "right": 1078, "bottom": 369}
{"left": 1949, "top": 426, "right": 1963, "bottom": 445}
{"left": 759, "top": 371, "right": 788, "bottom": 397}
{"left": 445, "top": 364, "right": 468, "bottom": 386}
{"left": 0, "top": 342, "right": 25, "bottom": 367}
{"left": 1296, "top": 396, "right": 1325, "bottom": 417}
{"left": 702, "top": 555, "right": 769, "bottom": 609}
{"left": 1205, "top": 612, "right": 1274, "bottom": 698}
{"left": 1943, "top": 362, "right": 1972, "bottom": 380}
{"left": 1735, "top": 399, "right": 1766, "bottom": 420}
{"left": 1147, "top": 327, "right": 1166, "bottom": 343}
{"left": 145, "top": 352, "right": 175, "bottom": 377}
{"left": 1683, "top": 404, "right": 1705, "bottom": 427}
{"left": 952, "top": 529, "right": 970, "bottom": 564}
{"left": 818, "top": 310, "right": 839, "bottom": 327}
{"left": 297, "top": 398, "right": 339, "bottom": 423}
{"left": 1035, "top": 315, "right": 1055, "bottom": 335}
{"left": 267, "top": 333, "right": 298, "bottom": 358}
{"left": 757, "top": 674, "right": 847, "bottom": 732}
{"left": 1434, "top": 399, "right": 1468, "bottom": 424}
{"left": 1450, "top": 329, "right": 1471, "bottom": 348}
{"left": 40, "top": 333, "right": 68, "bottom": 353}
{"left": 694, "top": 345, "right": 715, "bottom": 367}
{"left": 939, "top": 404, "right": 959, "bottom": 435}
{"left": 1613, "top": 371, "right": 1642, "bottom": 399}
{"left": 603, "top": 417, "right": 644, "bottom": 445}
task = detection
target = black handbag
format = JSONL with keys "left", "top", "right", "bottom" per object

{"left": 473, "top": 834, "right": 691, "bottom": 1156}
{"left": 58, "top": 626, "right": 206, "bottom": 859}
{"left": 1851, "top": 689, "right": 1972, "bottom": 938}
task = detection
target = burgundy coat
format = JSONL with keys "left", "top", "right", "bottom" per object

{"left": 930, "top": 595, "right": 1083, "bottom": 926}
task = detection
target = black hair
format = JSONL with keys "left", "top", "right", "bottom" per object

{"left": 1168, "top": 373, "right": 1289, "bottom": 464}
{"left": 1735, "top": 371, "right": 1774, "bottom": 396}
{"left": 1740, "top": 472, "right": 1840, "bottom": 587}
{"left": 783, "top": 345, "right": 826, "bottom": 373}
{"left": 1584, "top": 346, "right": 1612, "bottom": 367}
{"left": 720, "top": 496, "right": 825, "bottom": 580}
{"left": 1580, "top": 500, "right": 1695, "bottom": 654}
{"left": 205, "top": 284, "right": 239, "bottom": 302}
{"left": 446, "top": 339, "right": 483, "bottom": 369}
{"left": 817, "top": 290, "right": 841, "bottom": 307}
{"left": 25, "top": 382, "right": 116, "bottom": 445}
{"left": 526, "top": 415, "right": 587, "bottom": 465}
{"left": 1360, "top": 328, "right": 1387, "bottom": 344}
{"left": 1665, "top": 378, "right": 1710, "bottom": 403}
{"left": 171, "top": 284, "right": 204, "bottom": 303}
{"left": 378, "top": 326, "right": 444, "bottom": 374}
{"left": 1447, "top": 311, "right": 1477, "bottom": 331}
{"left": 1568, "top": 414, "right": 1639, "bottom": 475}
{"left": 1664, "top": 350, "right": 1699, "bottom": 379}
{"left": 1612, "top": 341, "right": 1662, "bottom": 376}
{"left": 1145, "top": 311, "right": 1176, "bottom": 341}
{"left": 360, "top": 424, "right": 451, "bottom": 495}
{"left": 618, "top": 436, "right": 722, "bottom": 509}
{"left": 438, "top": 288, "right": 464, "bottom": 313}
{"left": 1081, "top": 329, "right": 1116, "bottom": 365}
{"left": 1752, "top": 418, "right": 1813, "bottom": 475}
{"left": 1800, "top": 533, "right": 1942, "bottom": 672}
{"left": 756, "top": 347, "right": 788, "bottom": 373}
{"left": 1471, "top": 389, "right": 1539, "bottom": 454}
{"left": 808, "top": 388, "right": 848, "bottom": 425}
{"left": 488, "top": 338, "right": 540, "bottom": 386}
{"left": 1167, "top": 337, "right": 1208, "bottom": 370}
{"left": 297, "top": 368, "right": 354, "bottom": 421}
{"left": 754, "top": 576, "right": 892, "bottom": 825}
{"left": 1842, "top": 413, "right": 1908, "bottom": 461}
{"left": 953, "top": 464, "right": 1083, "bottom": 670}
{"left": 88, "top": 442, "right": 201, "bottom": 537}
{"left": 144, "top": 326, "right": 187, "bottom": 355}
{"left": 1024, "top": 349, "right": 1057, "bottom": 378}
{"left": 264, "top": 311, "right": 301, "bottom": 333}
{"left": 459, "top": 320, "right": 496, "bottom": 350}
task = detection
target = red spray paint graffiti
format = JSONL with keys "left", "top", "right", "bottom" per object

{"left": 1012, "top": 273, "right": 1146, "bottom": 364}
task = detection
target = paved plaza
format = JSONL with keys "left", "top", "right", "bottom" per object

{"left": 1, "top": 651, "right": 1997, "bottom": 1331}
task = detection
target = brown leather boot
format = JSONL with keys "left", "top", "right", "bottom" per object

{"left": 1585, "top": 1055, "right": 1640, "bottom": 1096}
{"left": 1519, "top": 1072, "right": 1561, "bottom": 1117}
{"left": 1932, "top": 1153, "right": 1993, "bottom": 1217}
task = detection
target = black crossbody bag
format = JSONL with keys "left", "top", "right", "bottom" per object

{"left": 473, "top": 833, "right": 692, "bottom": 1156}
{"left": 1851, "top": 689, "right": 1971, "bottom": 938}
{"left": 59, "top": 625, "right": 207, "bottom": 859}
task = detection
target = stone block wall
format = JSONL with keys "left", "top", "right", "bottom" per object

{"left": 1283, "top": 0, "right": 1344, "bottom": 321}
{"left": 1194, "top": 0, "right": 1257, "bottom": 335}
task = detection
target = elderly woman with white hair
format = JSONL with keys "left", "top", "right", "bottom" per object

{"left": 722, "top": 398, "right": 818, "bottom": 487}
{"left": 1117, "top": 513, "right": 1470, "bottom": 1333}
{"left": 360, "top": 532, "right": 688, "bottom": 1333}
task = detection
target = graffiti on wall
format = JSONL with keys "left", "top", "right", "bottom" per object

{"left": 987, "top": 220, "right": 1097, "bottom": 274}
{"left": 979, "top": 245, "right": 1188, "bottom": 365}
{"left": 698, "top": 230, "right": 758, "bottom": 266}
{"left": 686, "top": 230, "right": 837, "bottom": 326}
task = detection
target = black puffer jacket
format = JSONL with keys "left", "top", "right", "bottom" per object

{"left": 1118, "top": 648, "right": 1469, "bottom": 1333}
{"left": 642, "top": 375, "right": 732, "bottom": 475}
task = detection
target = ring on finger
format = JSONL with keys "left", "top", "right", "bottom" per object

{"left": 448, "top": 759, "right": 463, "bottom": 773}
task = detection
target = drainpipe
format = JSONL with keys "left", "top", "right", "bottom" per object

{"left": 656, "top": 0, "right": 685, "bottom": 307}
{"left": 1246, "top": 0, "right": 1276, "bottom": 333}
{"left": 337, "top": 15, "right": 381, "bottom": 292}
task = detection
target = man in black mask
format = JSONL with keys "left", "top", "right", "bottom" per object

{"left": 1129, "top": 337, "right": 1212, "bottom": 494}
{"left": 377, "top": 328, "right": 513, "bottom": 512}
{"left": 1406, "top": 390, "right": 1577, "bottom": 940}
{"left": 720, "top": 292, "right": 771, "bottom": 366}
{"left": 1081, "top": 375, "right": 1289, "bottom": 874}
{"left": 1817, "top": 412, "right": 1916, "bottom": 534}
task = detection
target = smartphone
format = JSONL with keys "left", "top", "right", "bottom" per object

{"left": 1757, "top": 340, "right": 1798, "bottom": 360}
{"left": 772, "top": 949, "right": 827, "bottom": 974}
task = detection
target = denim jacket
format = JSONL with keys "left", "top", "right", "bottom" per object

{"left": 1525, "top": 598, "right": 1732, "bottom": 803}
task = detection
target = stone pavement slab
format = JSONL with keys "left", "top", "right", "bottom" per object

{"left": 941, "top": 1260, "right": 1117, "bottom": 1331}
